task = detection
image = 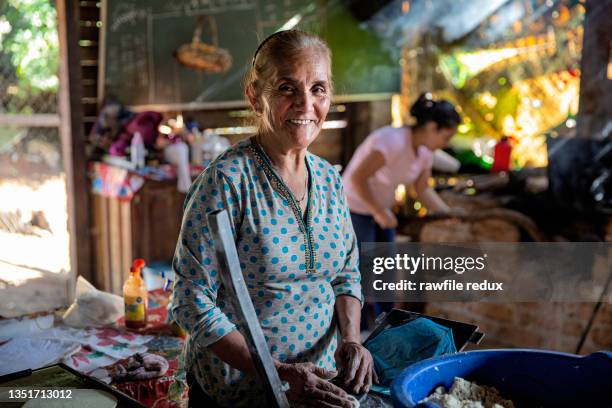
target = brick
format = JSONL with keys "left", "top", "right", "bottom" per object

{"left": 513, "top": 303, "right": 593, "bottom": 333}
{"left": 515, "top": 306, "right": 561, "bottom": 331}
{"left": 424, "top": 301, "right": 606, "bottom": 351}
{"left": 590, "top": 327, "right": 612, "bottom": 349}
{"left": 471, "top": 219, "right": 520, "bottom": 242}
{"left": 424, "top": 304, "right": 447, "bottom": 317}
{"left": 477, "top": 337, "right": 514, "bottom": 349}
{"left": 420, "top": 219, "right": 520, "bottom": 242}
{"left": 540, "top": 336, "right": 579, "bottom": 353}
{"left": 467, "top": 303, "right": 514, "bottom": 323}
{"left": 605, "top": 217, "right": 612, "bottom": 241}
{"left": 420, "top": 221, "right": 474, "bottom": 243}
{"left": 591, "top": 255, "right": 611, "bottom": 284}
{"left": 580, "top": 340, "right": 600, "bottom": 355}
{"left": 491, "top": 325, "right": 545, "bottom": 349}
{"left": 592, "top": 302, "right": 612, "bottom": 325}
{"left": 562, "top": 303, "right": 596, "bottom": 321}
{"left": 562, "top": 321, "right": 588, "bottom": 337}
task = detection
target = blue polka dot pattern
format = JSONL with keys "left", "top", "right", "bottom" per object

{"left": 170, "top": 139, "right": 361, "bottom": 406}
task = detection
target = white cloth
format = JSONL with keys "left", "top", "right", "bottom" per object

{"left": 0, "top": 326, "right": 153, "bottom": 376}
{"left": 0, "top": 337, "right": 80, "bottom": 376}
{"left": 164, "top": 142, "right": 192, "bottom": 193}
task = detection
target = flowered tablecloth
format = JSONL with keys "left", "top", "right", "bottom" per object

{"left": 115, "top": 290, "right": 188, "bottom": 407}
{"left": 62, "top": 327, "right": 152, "bottom": 372}
{"left": 90, "top": 161, "right": 146, "bottom": 201}
{"left": 66, "top": 289, "right": 188, "bottom": 408}
{"left": 89, "top": 162, "right": 205, "bottom": 201}
{"left": 112, "top": 335, "right": 187, "bottom": 408}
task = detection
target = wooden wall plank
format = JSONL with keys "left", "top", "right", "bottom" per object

{"left": 120, "top": 201, "right": 133, "bottom": 288}
{"left": 82, "top": 102, "right": 98, "bottom": 117}
{"left": 82, "top": 65, "right": 98, "bottom": 80}
{"left": 0, "top": 114, "right": 60, "bottom": 127}
{"left": 82, "top": 83, "right": 97, "bottom": 98}
{"left": 80, "top": 7, "right": 100, "bottom": 22}
{"left": 100, "top": 197, "right": 112, "bottom": 292}
{"left": 79, "top": 25, "right": 100, "bottom": 40}
{"left": 92, "top": 195, "right": 111, "bottom": 291}
{"left": 57, "top": 0, "right": 93, "bottom": 284}
{"left": 108, "top": 198, "right": 122, "bottom": 294}
{"left": 79, "top": 46, "right": 99, "bottom": 61}
{"left": 80, "top": 2, "right": 100, "bottom": 118}
{"left": 577, "top": 0, "right": 612, "bottom": 139}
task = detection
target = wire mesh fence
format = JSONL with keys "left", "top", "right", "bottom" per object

{"left": 0, "top": 0, "right": 61, "bottom": 179}
{"left": 0, "top": 0, "right": 59, "bottom": 115}
{"left": 0, "top": 127, "right": 63, "bottom": 180}
{"left": 0, "top": 1, "right": 71, "bottom": 304}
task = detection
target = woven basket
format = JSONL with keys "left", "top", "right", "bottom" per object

{"left": 175, "top": 16, "right": 232, "bottom": 73}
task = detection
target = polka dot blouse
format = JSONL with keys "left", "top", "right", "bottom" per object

{"left": 171, "top": 138, "right": 362, "bottom": 406}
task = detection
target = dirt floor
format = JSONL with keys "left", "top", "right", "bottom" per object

{"left": 0, "top": 175, "right": 72, "bottom": 317}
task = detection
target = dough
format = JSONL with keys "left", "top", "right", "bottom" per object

{"left": 421, "top": 377, "right": 514, "bottom": 408}
{"left": 346, "top": 394, "right": 360, "bottom": 408}
{"left": 23, "top": 389, "right": 118, "bottom": 408}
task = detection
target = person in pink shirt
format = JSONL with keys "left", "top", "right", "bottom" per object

{"left": 342, "top": 93, "right": 461, "bottom": 324}
{"left": 343, "top": 93, "right": 461, "bottom": 244}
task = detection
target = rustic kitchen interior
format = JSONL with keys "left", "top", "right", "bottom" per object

{"left": 0, "top": 0, "right": 610, "bottom": 407}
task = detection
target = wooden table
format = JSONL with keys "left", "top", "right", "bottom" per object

{"left": 90, "top": 162, "right": 185, "bottom": 295}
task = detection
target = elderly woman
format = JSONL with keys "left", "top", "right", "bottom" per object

{"left": 171, "top": 30, "right": 375, "bottom": 407}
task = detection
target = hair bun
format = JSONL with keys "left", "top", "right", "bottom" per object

{"left": 410, "top": 92, "right": 435, "bottom": 120}
{"left": 409, "top": 92, "right": 461, "bottom": 129}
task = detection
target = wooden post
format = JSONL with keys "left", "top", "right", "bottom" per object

{"left": 57, "top": 0, "right": 93, "bottom": 288}
{"left": 342, "top": 102, "right": 371, "bottom": 168}
{"left": 577, "top": 0, "right": 612, "bottom": 140}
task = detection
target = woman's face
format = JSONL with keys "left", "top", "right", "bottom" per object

{"left": 421, "top": 122, "right": 456, "bottom": 151}
{"left": 259, "top": 51, "right": 331, "bottom": 151}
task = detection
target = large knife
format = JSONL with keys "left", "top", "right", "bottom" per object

{"left": 208, "top": 210, "right": 289, "bottom": 408}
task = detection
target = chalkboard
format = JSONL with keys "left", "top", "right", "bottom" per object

{"left": 101, "top": 0, "right": 400, "bottom": 109}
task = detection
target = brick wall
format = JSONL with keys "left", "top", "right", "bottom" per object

{"left": 420, "top": 206, "right": 612, "bottom": 355}
{"left": 425, "top": 302, "right": 611, "bottom": 354}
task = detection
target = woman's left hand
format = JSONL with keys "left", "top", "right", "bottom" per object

{"left": 334, "top": 341, "right": 378, "bottom": 394}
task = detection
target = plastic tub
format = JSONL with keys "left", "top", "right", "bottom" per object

{"left": 392, "top": 349, "right": 612, "bottom": 408}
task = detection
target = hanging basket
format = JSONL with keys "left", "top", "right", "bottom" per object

{"left": 175, "top": 16, "right": 232, "bottom": 73}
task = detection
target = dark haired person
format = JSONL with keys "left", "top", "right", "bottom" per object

{"left": 342, "top": 93, "right": 461, "bottom": 323}
{"left": 343, "top": 93, "right": 462, "bottom": 243}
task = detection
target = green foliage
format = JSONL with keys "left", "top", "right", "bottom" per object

{"left": 0, "top": 0, "right": 59, "bottom": 112}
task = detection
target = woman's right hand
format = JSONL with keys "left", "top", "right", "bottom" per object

{"left": 276, "top": 362, "right": 355, "bottom": 408}
{"left": 373, "top": 208, "right": 398, "bottom": 229}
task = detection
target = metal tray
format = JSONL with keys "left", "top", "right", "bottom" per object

{"left": 0, "top": 363, "right": 145, "bottom": 407}
{"left": 363, "top": 308, "right": 484, "bottom": 350}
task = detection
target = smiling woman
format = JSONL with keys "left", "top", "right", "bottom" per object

{"left": 171, "top": 30, "right": 375, "bottom": 407}
{"left": 245, "top": 30, "right": 333, "bottom": 171}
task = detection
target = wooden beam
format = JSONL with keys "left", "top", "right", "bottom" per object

{"left": 577, "top": 0, "right": 612, "bottom": 140}
{"left": 0, "top": 114, "right": 61, "bottom": 127}
{"left": 123, "top": 93, "right": 395, "bottom": 114}
{"left": 97, "top": 0, "right": 107, "bottom": 106}
{"left": 57, "top": 0, "right": 93, "bottom": 284}
{"left": 342, "top": 102, "right": 370, "bottom": 168}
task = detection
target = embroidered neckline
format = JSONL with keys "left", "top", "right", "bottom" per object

{"left": 248, "top": 137, "right": 317, "bottom": 274}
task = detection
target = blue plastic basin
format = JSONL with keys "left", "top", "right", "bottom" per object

{"left": 391, "top": 349, "right": 612, "bottom": 408}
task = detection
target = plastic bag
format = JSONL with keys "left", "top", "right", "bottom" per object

{"left": 62, "top": 276, "right": 124, "bottom": 327}
{"left": 364, "top": 317, "right": 457, "bottom": 387}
